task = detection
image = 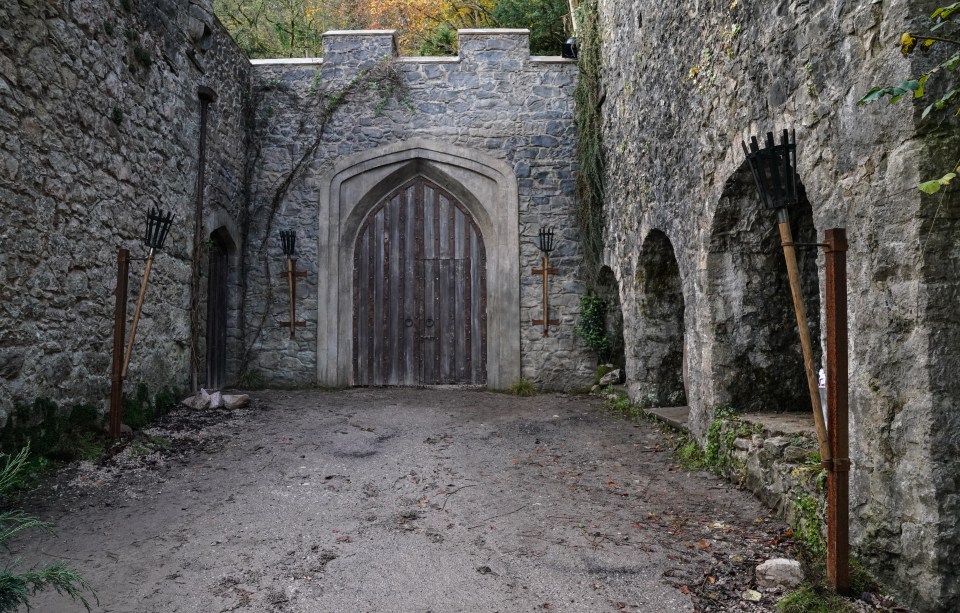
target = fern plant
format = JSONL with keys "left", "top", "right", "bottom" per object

{"left": 0, "top": 446, "right": 95, "bottom": 612}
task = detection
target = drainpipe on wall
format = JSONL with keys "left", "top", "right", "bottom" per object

{"left": 191, "top": 86, "right": 217, "bottom": 393}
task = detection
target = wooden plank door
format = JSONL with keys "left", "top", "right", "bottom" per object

{"left": 205, "top": 235, "right": 228, "bottom": 390}
{"left": 353, "top": 177, "right": 487, "bottom": 386}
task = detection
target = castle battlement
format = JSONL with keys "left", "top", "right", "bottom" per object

{"left": 249, "top": 29, "right": 574, "bottom": 69}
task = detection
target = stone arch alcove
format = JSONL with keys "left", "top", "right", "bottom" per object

{"left": 706, "top": 163, "right": 820, "bottom": 412}
{"left": 318, "top": 138, "right": 520, "bottom": 388}
{"left": 633, "top": 229, "right": 687, "bottom": 407}
{"left": 596, "top": 265, "right": 626, "bottom": 372}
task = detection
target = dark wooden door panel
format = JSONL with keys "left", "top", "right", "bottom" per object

{"left": 205, "top": 238, "right": 228, "bottom": 390}
{"left": 354, "top": 177, "right": 487, "bottom": 386}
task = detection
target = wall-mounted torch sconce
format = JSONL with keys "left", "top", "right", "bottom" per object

{"left": 110, "top": 206, "right": 175, "bottom": 438}
{"left": 743, "top": 129, "right": 851, "bottom": 594}
{"left": 531, "top": 227, "right": 559, "bottom": 337}
{"left": 741, "top": 129, "right": 829, "bottom": 461}
{"left": 279, "top": 230, "right": 307, "bottom": 339}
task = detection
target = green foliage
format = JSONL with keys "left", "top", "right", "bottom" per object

{"left": 491, "top": 0, "right": 567, "bottom": 55}
{"left": 702, "top": 406, "right": 748, "bottom": 480}
{"left": 120, "top": 383, "right": 177, "bottom": 431}
{"left": 859, "top": 4, "right": 960, "bottom": 195}
{"left": 0, "top": 447, "right": 96, "bottom": 612}
{"left": 214, "top": 0, "right": 330, "bottom": 58}
{"left": 132, "top": 45, "right": 152, "bottom": 69}
{"left": 235, "top": 370, "right": 266, "bottom": 389}
{"left": 574, "top": 293, "right": 610, "bottom": 358}
{"left": 603, "top": 390, "right": 648, "bottom": 421}
{"left": 573, "top": 0, "right": 606, "bottom": 286}
{"left": 674, "top": 433, "right": 707, "bottom": 470}
{"left": 505, "top": 378, "right": 538, "bottom": 396}
{"left": 792, "top": 493, "right": 825, "bottom": 555}
{"left": 418, "top": 25, "right": 458, "bottom": 56}
{"left": 777, "top": 583, "right": 855, "bottom": 613}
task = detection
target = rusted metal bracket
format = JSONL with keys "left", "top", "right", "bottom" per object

{"left": 279, "top": 257, "right": 307, "bottom": 339}
{"left": 780, "top": 241, "right": 828, "bottom": 248}
{"left": 532, "top": 255, "right": 559, "bottom": 337}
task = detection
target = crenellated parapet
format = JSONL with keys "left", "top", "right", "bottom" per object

{"left": 250, "top": 28, "right": 574, "bottom": 72}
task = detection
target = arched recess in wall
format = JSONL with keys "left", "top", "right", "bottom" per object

{"left": 596, "top": 266, "right": 626, "bottom": 373}
{"left": 317, "top": 138, "right": 520, "bottom": 388}
{"left": 633, "top": 230, "right": 687, "bottom": 407}
{"left": 706, "top": 163, "right": 820, "bottom": 412}
{"left": 205, "top": 224, "right": 238, "bottom": 390}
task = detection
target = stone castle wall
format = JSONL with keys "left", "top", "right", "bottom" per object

{"left": 243, "top": 30, "right": 594, "bottom": 390}
{"left": 595, "top": 0, "right": 959, "bottom": 609}
{"left": 0, "top": 0, "right": 250, "bottom": 418}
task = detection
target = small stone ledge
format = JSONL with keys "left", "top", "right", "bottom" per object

{"left": 529, "top": 56, "right": 576, "bottom": 64}
{"left": 250, "top": 58, "right": 323, "bottom": 66}
{"left": 397, "top": 56, "right": 460, "bottom": 64}
{"left": 655, "top": 410, "right": 827, "bottom": 551}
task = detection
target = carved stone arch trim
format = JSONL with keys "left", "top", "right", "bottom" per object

{"left": 317, "top": 138, "right": 520, "bottom": 388}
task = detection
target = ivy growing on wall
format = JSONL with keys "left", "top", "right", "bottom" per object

{"left": 573, "top": 0, "right": 606, "bottom": 286}
{"left": 236, "top": 59, "right": 410, "bottom": 377}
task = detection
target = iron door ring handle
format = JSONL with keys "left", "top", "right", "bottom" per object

{"left": 425, "top": 318, "right": 434, "bottom": 327}
{"left": 404, "top": 318, "right": 413, "bottom": 327}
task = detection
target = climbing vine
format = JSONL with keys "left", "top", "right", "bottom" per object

{"left": 236, "top": 59, "right": 410, "bottom": 376}
{"left": 573, "top": 0, "right": 606, "bottom": 286}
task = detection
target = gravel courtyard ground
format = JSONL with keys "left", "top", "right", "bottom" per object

{"left": 15, "top": 389, "right": 796, "bottom": 613}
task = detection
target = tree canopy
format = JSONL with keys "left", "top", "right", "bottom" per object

{"left": 214, "top": 0, "right": 571, "bottom": 58}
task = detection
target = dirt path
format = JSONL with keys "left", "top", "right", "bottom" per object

{"left": 15, "top": 389, "right": 792, "bottom": 612}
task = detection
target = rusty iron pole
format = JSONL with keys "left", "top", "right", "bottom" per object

{"left": 287, "top": 257, "right": 298, "bottom": 339}
{"left": 110, "top": 248, "right": 129, "bottom": 438}
{"left": 824, "top": 228, "right": 850, "bottom": 592}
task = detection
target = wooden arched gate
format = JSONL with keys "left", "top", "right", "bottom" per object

{"left": 353, "top": 177, "right": 487, "bottom": 386}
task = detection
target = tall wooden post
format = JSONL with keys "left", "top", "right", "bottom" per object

{"left": 110, "top": 248, "right": 129, "bottom": 438}
{"left": 122, "top": 248, "right": 155, "bottom": 379}
{"left": 824, "top": 228, "right": 850, "bottom": 593}
{"left": 777, "top": 208, "right": 831, "bottom": 463}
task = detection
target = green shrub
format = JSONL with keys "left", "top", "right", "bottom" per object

{"left": 0, "top": 446, "right": 95, "bottom": 612}
{"left": 777, "top": 583, "right": 854, "bottom": 613}
{"left": 574, "top": 293, "right": 610, "bottom": 358}
{"left": 506, "top": 378, "right": 538, "bottom": 397}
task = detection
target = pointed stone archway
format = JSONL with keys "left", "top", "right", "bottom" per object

{"left": 318, "top": 139, "right": 519, "bottom": 388}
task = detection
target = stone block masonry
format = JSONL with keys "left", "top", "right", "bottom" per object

{"left": 595, "top": 0, "right": 960, "bottom": 609}
{"left": 244, "top": 29, "right": 595, "bottom": 390}
{"left": 0, "top": 0, "right": 249, "bottom": 422}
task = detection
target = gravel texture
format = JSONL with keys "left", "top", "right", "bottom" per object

{"left": 15, "top": 389, "right": 801, "bottom": 612}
